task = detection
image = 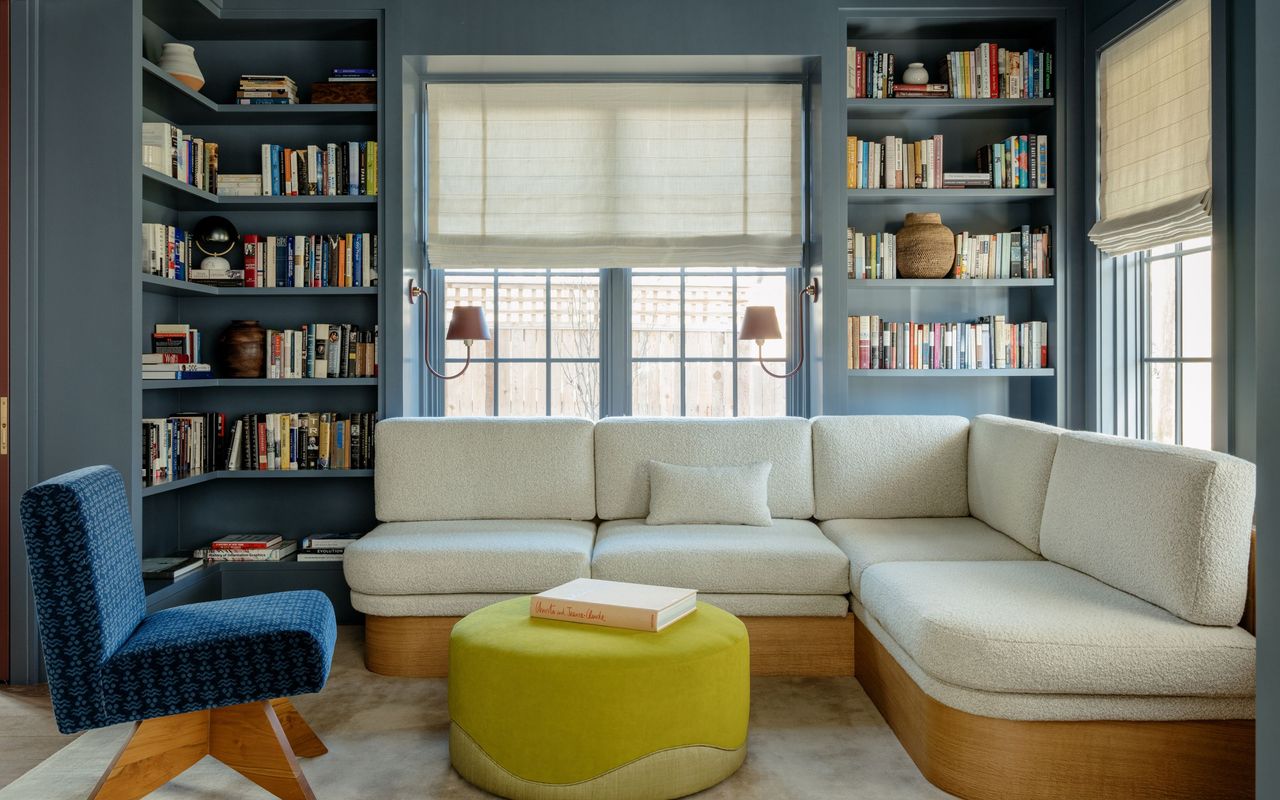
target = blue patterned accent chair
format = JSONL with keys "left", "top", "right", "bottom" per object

{"left": 20, "top": 466, "right": 337, "bottom": 800}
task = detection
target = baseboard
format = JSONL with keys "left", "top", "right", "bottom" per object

{"left": 853, "top": 617, "right": 1255, "bottom": 800}
{"left": 363, "top": 613, "right": 856, "bottom": 678}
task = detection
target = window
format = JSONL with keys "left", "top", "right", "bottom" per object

{"left": 439, "top": 266, "right": 797, "bottom": 418}
{"left": 1140, "top": 237, "right": 1212, "bottom": 448}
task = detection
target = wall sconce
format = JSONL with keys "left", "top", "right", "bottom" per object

{"left": 738, "top": 278, "right": 819, "bottom": 379}
{"left": 408, "top": 278, "right": 492, "bottom": 380}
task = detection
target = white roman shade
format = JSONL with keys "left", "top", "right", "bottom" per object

{"left": 426, "top": 82, "right": 803, "bottom": 269}
{"left": 1089, "top": 0, "right": 1211, "bottom": 256}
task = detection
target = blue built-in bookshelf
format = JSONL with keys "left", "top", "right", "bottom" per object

{"left": 137, "top": 0, "right": 383, "bottom": 621}
{"left": 838, "top": 8, "right": 1070, "bottom": 425}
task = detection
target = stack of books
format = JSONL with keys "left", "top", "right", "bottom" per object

{"left": 531, "top": 579, "right": 697, "bottom": 632}
{"left": 142, "top": 122, "right": 218, "bottom": 192}
{"left": 141, "top": 556, "right": 204, "bottom": 582}
{"left": 142, "top": 412, "right": 227, "bottom": 486}
{"left": 940, "top": 45, "right": 1053, "bottom": 99}
{"left": 217, "top": 174, "right": 263, "bottom": 196}
{"left": 195, "top": 534, "right": 298, "bottom": 562}
{"left": 263, "top": 323, "right": 378, "bottom": 379}
{"left": 893, "top": 82, "right": 949, "bottom": 98}
{"left": 942, "top": 172, "right": 993, "bottom": 189}
{"left": 242, "top": 233, "right": 378, "bottom": 287}
{"left": 237, "top": 74, "right": 298, "bottom": 104}
{"left": 145, "top": 325, "right": 210, "bottom": 380}
{"left": 328, "top": 68, "right": 376, "bottom": 83}
{"left": 298, "top": 532, "right": 366, "bottom": 562}
{"left": 848, "top": 315, "right": 1050, "bottom": 371}
{"left": 847, "top": 134, "right": 944, "bottom": 189}
{"left": 141, "top": 223, "right": 193, "bottom": 279}
{"left": 259, "top": 141, "right": 378, "bottom": 196}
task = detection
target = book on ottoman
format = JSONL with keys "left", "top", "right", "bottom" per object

{"left": 531, "top": 578, "right": 697, "bottom": 632}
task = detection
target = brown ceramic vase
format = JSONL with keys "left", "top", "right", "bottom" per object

{"left": 218, "top": 320, "right": 266, "bottom": 378}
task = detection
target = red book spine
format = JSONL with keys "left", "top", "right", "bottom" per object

{"left": 989, "top": 43, "right": 999, "bottom": 97}
{"left": 211, "top": 541, "right": 273, "bottom": 550}
{"left": 257, "top": 422, "right": 268, "bottom": 469}
{"left": 855, "top": 54, "right": 864, "bottom": 99}
{"left": 243, "top": 235, "right": 259, "bottom": 287}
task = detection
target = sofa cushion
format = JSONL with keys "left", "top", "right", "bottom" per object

{"left": 812, "top": 415, "right": 969, "bottom": 520}
{"left": 343, "top": 520, "right": 596, "bottom": 595}
{"left": 819, "top": 516, "right": 1040, "bottom": 597}
{"left": 351, "top": 591, "right": 850, "bottom": 618}
{"left": 591, "top": 519, "right": 850, "bottom": 595}
{"left": 967, "top": 414, "right": 1061, "bottom": 552}
{"left": 1040, "top": 431, "right": 1255, "bottom": 626}
{"left": 647, "top": 461, "right": 772, "bottom": 526}
{"left": 594, "top": 417, "right": 813, "bottom": 520}
{"left": 374, "top": 417, "right": 596, "bottom": 522}
{"left": 859, "top": 561, "right": 1256, "bottom": 697}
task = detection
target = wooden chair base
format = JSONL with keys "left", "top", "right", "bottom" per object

{"left": 90, "top": 698, "right": 327, "bottom": 800}
{"left": 364, "top": 613, "right": 857, "bottom": 678}
{"left": 854, "top": 617, "right": 1255, "bottom": 800}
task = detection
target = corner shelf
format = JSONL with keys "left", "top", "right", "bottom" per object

{"left": 846, "top": 97, "right": 1054, "bottom": 119}
{"left": 141, "top": 469, "right": 374, "bottom": 497}
{"left": 141, "top": 377, "right": 378, "bottom": 389}
{"left": 141, "top": 274, "right": 378, "bottom": 297}
{"left": 142, "top": 168, "right": 377, "bottom": 210}
{"left": 848, "top": 278, "right": 1054, "bottom": 288}
{"left": 848, "top": 368, "right": 1055, "bottom": 378}
{"left": 847, "top": 188, "right": 1054, "bottom": 203}
{"left": 143, "top": 61, "right": 377, "bottom": 125}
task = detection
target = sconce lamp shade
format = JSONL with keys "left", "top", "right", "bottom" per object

{"left": 738, "top": 305, "right": 783, "bottom": 342}
{"left": 445, "top": 306, "right": 491, "bottom": 342}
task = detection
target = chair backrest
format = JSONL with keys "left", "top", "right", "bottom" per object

{"left": 19, "top": 466, "right": 146, "bottom": 733}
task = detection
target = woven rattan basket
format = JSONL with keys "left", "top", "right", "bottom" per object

{"left": 896, "top": 212, "right": 955, "bottom": 278}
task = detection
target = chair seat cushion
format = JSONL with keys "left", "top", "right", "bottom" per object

{"left": 101, "top": 590, "right": 336, "bottom": 724}
{"left": 591, "top": 519, "right": 850, "bottom": 595}
{"left": 820, "top": 516, "right": 1040, "bottom": 598}
{"left": 859, "top": 561, "right": 1256, "bottom": 697}
{"left": 343, "top": 520, "right": 596, "bottom": 595}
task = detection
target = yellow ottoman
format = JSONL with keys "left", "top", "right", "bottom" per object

{"left": 448, "top": 598, "right": 749, "bottom": 800}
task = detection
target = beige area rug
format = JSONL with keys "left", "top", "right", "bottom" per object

{"left": 0, "top": 626, "right": 952, "bottom": 799}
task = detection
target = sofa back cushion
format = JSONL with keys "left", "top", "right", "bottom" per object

{"left": 375, "top": 417, "right": 596, "bottom": 521}
{"left": 594, "top": 417, "right": 813, "bottom": 520}
{"left": 1040, "top": 431, "right": 1255, "bottom": 626}
{"left": 812, "top": 415, "right": 969, "bottom": 520}
{"left": 967, "top": 414, "right": 1062, "bottom": 552}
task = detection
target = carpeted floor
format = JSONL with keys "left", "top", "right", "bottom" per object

{"left": 0, "top": 625, "right": 953, "bottom": 799}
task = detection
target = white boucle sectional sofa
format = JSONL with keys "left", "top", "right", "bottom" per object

{"left": 343, "top": 413, "right": 1256, "bottom": 796}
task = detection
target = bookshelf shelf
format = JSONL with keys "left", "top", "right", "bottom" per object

{"left": 847, "top": 368, "right": 1055, "bottom": 378}
{"left": 846, "top": 97, "right": 1054, "bottom": 119}
{"left": 848, "top": 279, "right": 1054, "bottom": 288}
{"left": 141, "top": 275, "right": 378, "bottom": 297}
{"left": 847, "top": 188, "right": 1054, "bottom": 203}
{"left": 143, "top": 61, "right": 378, "bottom": 125}
{"left": 141, "top": 469, "right": 374, "bottom": 498}
{"left": 142, "top": 168, "right": 377, "bottom": 210}
{"left": 141, "top": 378, "right": 379, "bottom": 390}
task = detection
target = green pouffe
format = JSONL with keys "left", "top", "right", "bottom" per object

{"left": 448, "top": 598, "right": 750, "bottom": 800}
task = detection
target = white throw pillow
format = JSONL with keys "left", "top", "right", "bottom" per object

{"left": 645, "top": 461, "right": 773, "bottom": 526}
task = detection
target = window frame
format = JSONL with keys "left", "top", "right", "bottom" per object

{"left": 426, "top": 266, "right": 807, "bottom": 418}
{"left": 1137, "top": 239, "right": 1214, "bottom": 444}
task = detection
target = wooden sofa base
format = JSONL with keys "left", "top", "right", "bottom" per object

{"left": 364, "top": 614, "right": 855, "bottom": 678}
{"left": 854, "top": 617, "right": 1255, "bottom": 800}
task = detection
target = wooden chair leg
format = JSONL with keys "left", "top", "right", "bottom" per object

{"left": 269, "top": 698, "right": 329, "bottom": 757}
{"left": 90, "top": 709, "right": 211, "bottom": 800}
{"left": 209, "top": 700, "right": 317, "bottom": 800}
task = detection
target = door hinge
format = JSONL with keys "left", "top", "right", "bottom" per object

{"left": 1, "top": 396, "right": 8, "bottom": 455}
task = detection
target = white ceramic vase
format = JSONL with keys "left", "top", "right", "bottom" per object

{"left": 902, "top": 62, "right": 929, "bottom": 85}
{"left": 159, "top": 43, "right": 205, "bottom": 92}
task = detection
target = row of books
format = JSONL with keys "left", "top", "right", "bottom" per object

{"left": 955, "top": 228, "right": 1052, "bottom": 280}
{"left": 846, "top": 133, "right": 1050, "bottom": 189}
{"left": 228, "top": 411, "right": 376, "bottom": 471}
{"left": 939, "top": 45, "right": 1053, "bottom": 99}
{"left": 141, "top": 223, "right": 195, "bottom": 281}
{"left": 142, "top": 411, "right": 226, "bottom": 485}
{"left": 244, "top": 233, "right": 378, "bottom": 288}
{"left": 846, "top": 226, "right": 1053, "bottom": 280}
{"left": 847, "top": 135, "right": 944, "bottom": 189}
{"left": 845, "top": 48, "right": 896, "bottom": 98}
{"left": 297, "top": 531, "right": 366, "bottom": 562}
{"left": 237, "top": 73, "right": 297, "bottom": 105}
{"left": 142, "top": 123, "right": 218, "bottom": 192}
{"left": 260, "top": 141, "right": 378, "bottom": 196}
{"left": 265, "top": 323, "right": 378, "bottom": 379}
{"left": 978, "top": 135, "right": 1049, "bottom": 189}
{"left": 848, "top": 316, "right": 1050, "bottom": 371}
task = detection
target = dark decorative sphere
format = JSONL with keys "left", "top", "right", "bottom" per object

{"left": 193, "top": 215, "right": 239, "bottom": 257}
